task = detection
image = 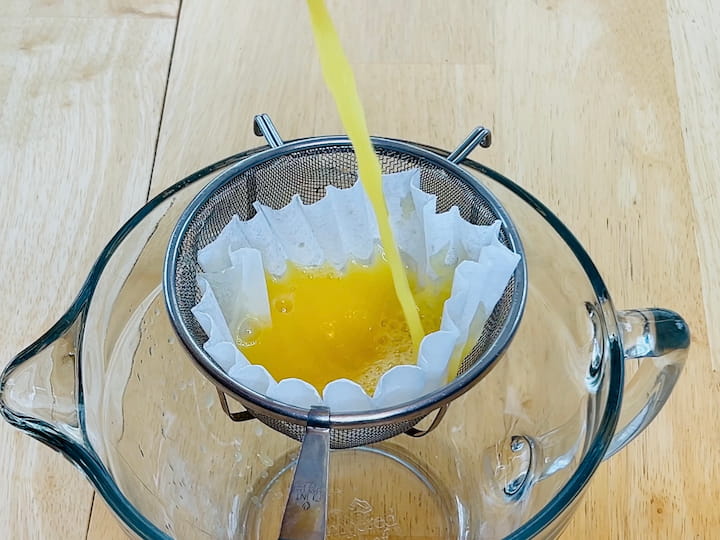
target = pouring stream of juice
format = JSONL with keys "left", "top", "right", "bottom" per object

{"left": 305, "top": 0, "right": 424, "bottom": 350}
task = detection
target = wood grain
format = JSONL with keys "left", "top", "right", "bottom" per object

{"left": 0, "top": 5, "right": 177, "bottom": 539}
{"left": 3, "top": 0, "right": 719, "bottom": 538}
{"left": 667, "top": 0, "right": 720, "bottom": 371}
{"left": 87, "top": 499, "right": 130, "bottom": 540}
{"left": 3, "top": 0, "right": 177, "bottom": 18}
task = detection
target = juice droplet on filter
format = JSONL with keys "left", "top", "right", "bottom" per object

{"left": 236, "top": 317, "right": 264, "bottom": 347}
{"left": 400, "top": 195, "right": 415, "bottom": 219}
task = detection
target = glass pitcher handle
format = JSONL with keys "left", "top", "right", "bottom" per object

{"left": 604, "top": 308, "right": 690, "bottom": 459}
{"left": 479, "top": 307, "right": 690, "bottom": 509}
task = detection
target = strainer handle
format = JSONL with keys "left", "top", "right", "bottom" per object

{"left": 279, "top": 406, "right": 330, "bottom": 540}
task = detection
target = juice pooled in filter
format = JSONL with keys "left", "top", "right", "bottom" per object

{"left": 235, "top": 259, "right": 452, "bottom": 394}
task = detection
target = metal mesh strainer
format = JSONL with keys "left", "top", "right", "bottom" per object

{"left": 163, "top": 115, "right": 527, "bottom": 538}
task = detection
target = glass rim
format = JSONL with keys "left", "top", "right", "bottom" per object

{"left": 0, "top": 139, "right": 623, "bottom": 540}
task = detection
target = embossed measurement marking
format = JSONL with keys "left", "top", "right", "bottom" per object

{"left": 328, "top": 498, "right": 400, "bottom": 539}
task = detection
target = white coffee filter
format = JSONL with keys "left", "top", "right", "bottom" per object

{"left": 191, "top": 168, "right": 520, "bottom": 412}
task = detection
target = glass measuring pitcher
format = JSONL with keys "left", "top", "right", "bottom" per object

{"left": 0, "top": 126, "right": 689, "bottom": 539}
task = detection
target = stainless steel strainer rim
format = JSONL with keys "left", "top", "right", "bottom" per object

{"left": 163, "top": 133, "right": 527, "bottom": 428}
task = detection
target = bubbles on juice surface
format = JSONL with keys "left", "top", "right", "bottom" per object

{"left": 272, "top": 295, "right": 294, "bottom": 314}
{"left": 322, "top": 321, "right": 336, "bottom": 340}
{"left": 353, "top": 315, "right": 414, "bottom": 393}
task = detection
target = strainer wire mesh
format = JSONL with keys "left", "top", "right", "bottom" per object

{"left": 168, "top": 139, "right": 523, "bottom": 449}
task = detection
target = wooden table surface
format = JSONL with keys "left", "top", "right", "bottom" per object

{"left": 2, "top": 0, "right": 719, "bottom": 538}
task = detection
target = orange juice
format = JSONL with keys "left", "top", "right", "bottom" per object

{"left": 235, "top": 260, "right": 450, "bottom": 394}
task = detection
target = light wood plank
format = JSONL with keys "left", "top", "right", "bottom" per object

{"left": 3, "top": 0, "right": 177, "bottom": 18}
{"left": 0, "top": 12, "right": 176, "bottom": 540}
{"left": 666, "top": 0, "right": 720, "bottom": 371}
{"left": 485, "top": 2, "right": 715, "bottom": 538}
{"left": 87, "top": 499, "right": 131, "bottom": 540}
{"left": 497, "top": 2, "right": 716, "bottom": 538}
{"left": 147, "top": 0, "right": 500, "bottom": 196}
